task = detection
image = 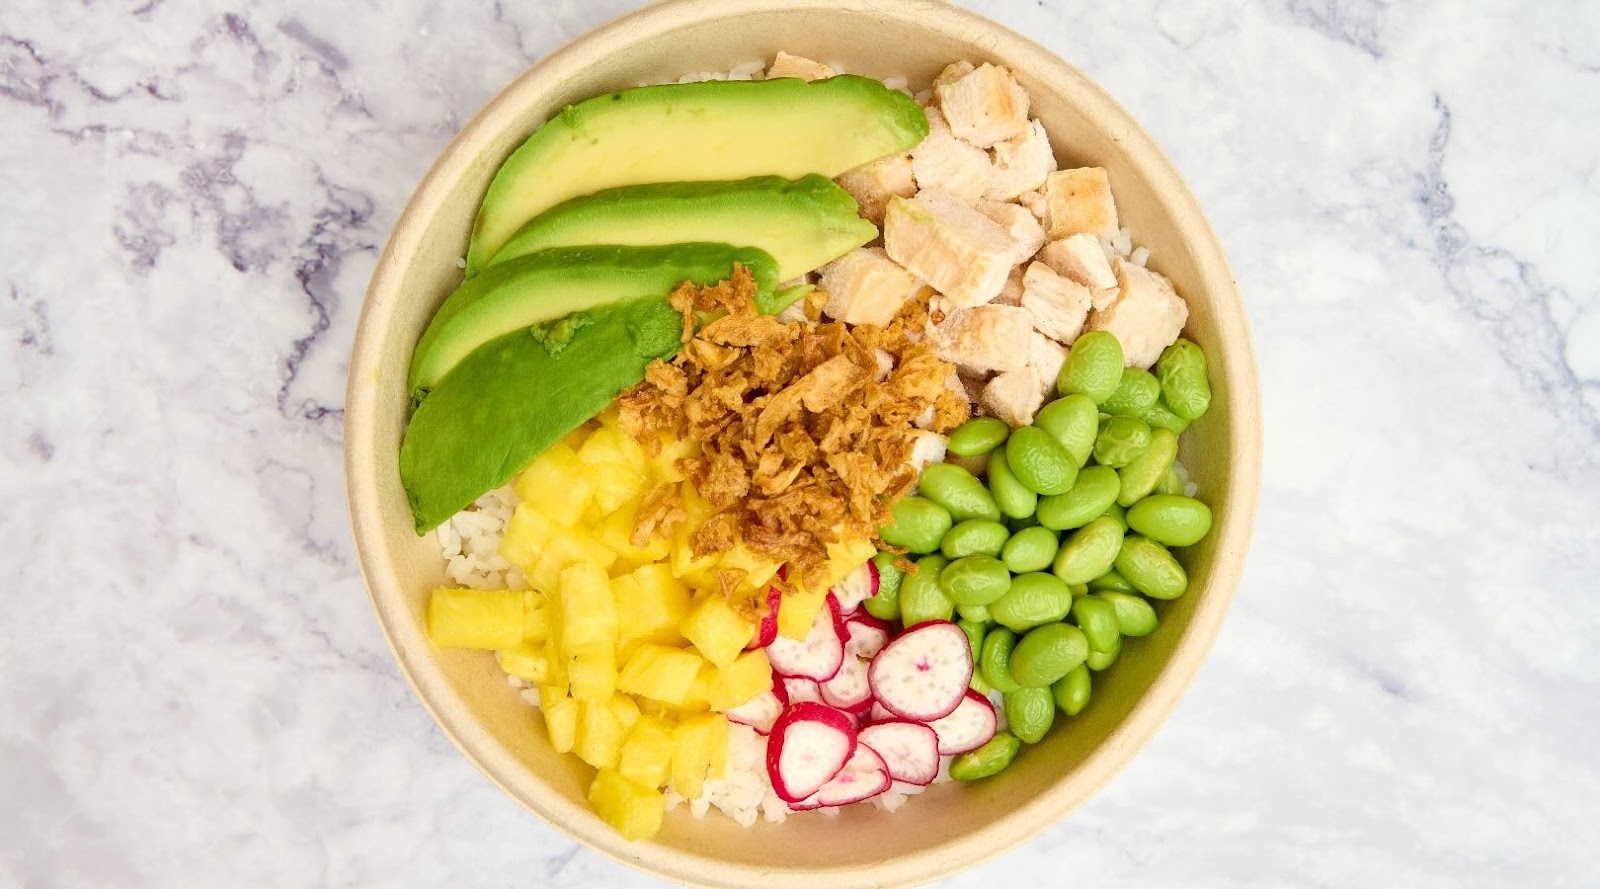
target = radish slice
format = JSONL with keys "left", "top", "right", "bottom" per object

{"left": 766, "top": 593, "right": 846, "bottom": 681}
{"left": 766, "top": 702, "right": 857, "bottom": 803}
{"left": 859, "top": 720, "right": 940, "bottom": 785}
{"left": 724, "top": 689, "right": 784, "bottom": 735}
{"left": 845, "top": 615, "right": 891, "bottom": 659}
{"left": 782, "top": 677, "right": 825, "bottom": 705}
{"left": 868, "top": 702, "right": 896, "bottom": 724}
{"left": 820, "top": 655, "right": 873, "bottom": 713}
{"left": 868, "top": 621, "right": 973, "bottom": 722}
{"left": 790, "top": 743, "right": 891, "bottom": 810}
{"left": 926, "top": 688, "right": 997, "bottom": 755}
{"left": 830, "top": 561, "right": 878, "bottom": 615}
{"left": 746, "top": 585, "right": 783, "bottom": 651}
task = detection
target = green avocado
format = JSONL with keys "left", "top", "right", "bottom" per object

{"left": 489, "top": 176, "right": 877, "bottom": 281}
{"left": 465, "top": 75, "right": 928, "bottom": 274}
{"left": 408, "top": 243, "right": 778, "bottom": 395}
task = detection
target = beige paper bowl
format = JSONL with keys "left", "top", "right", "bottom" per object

{"left": 345, "top": 1, "right": 1262, "bottom": 885}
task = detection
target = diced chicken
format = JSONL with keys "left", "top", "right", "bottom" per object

{"left": 1017, "top": 189, "right": 1050, "bottom": 227}
{"left": 818, "top": 247, "right": 925, "bottom": 327}
{"left": 987, "top": 120, "right": 1057, "bottom": 201}
{"left": 958, "top": 369, "right": 989, "bottom": 404}
{"left": 836, "top": 153, "right": 918, "bottom": 226}
{"left": 975, "top": 200, "right": 1046, "bottom": 267}
{"left": 884, "top": 189, "right": 1020, "bottom": 310}
{"left": 910, "top": 106, "right": 993, "bottom": 204}
{"left": 1028, "top": 332, "right": 1068, "bottom": 396}
{"left": 935, "top": 62, "right": 1031, "bottom": 148}
{"left": 1037, "top": 233, "right": 1118, "bottom": 291}
{"left": 767, "top": 52, "right": 836, "bottom": 81}
{"left": 907, "top": 429, "right": 949, "bottom": 473}
{"left": 872, "top": 348, "right": 896, "bottom": 382}
{"left": 1020, "top": 262, "right": 1091, "bottom": 344}
{"left": 1085, "top": 259, "right": 1189, "bottom": 368}
{"left": 981, "top": 367, "right": 1046, "bottom": 428}
{"left": 993, "top": 266, "right": 1026, "bottom": 307}
{"left": 931, "top": 304, "right": 1033, "bottom": 373}
{"left": 933, "top": 61, "right": 976, "bottom": 91}
{"left": 1042, "top": 168, "right": 1120, "bottom": 239}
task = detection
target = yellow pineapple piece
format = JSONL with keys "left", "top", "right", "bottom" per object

{"left": 558, "top": 562, "right": 617, "bottom": 653}
{"left": 824, "top": 537, "right": 878, "bottom": 586}
{"left": 426, "top": 588, "right": 527, "bottom": 650}
{"left": 706, "top": 714, "right": 729, "bottom": 779}
{"left": 616, "top": 644, "right": 706, "bottom": 707}
{"left": 617, "top": 715, "right": 675, "bottom": 789}
{"left": 588, "top": 769, "right": 664, "bottom": 842}
{"left": 597, "top": 500, "right": 672, "bottom": 569}
{"left": 708, "top": 649, "right": 772, "bottom": 711}
{"left": 527, "top": 529, "right": 616, "bottom": 593}
{"left": 514, "top": 443, "right": 596, "bottom": 527}
{"left": 777, "top": 583, "right": 829, "bottom": 640}
{"left": 613, "top": 565, "right": 692, "bottom": 644}
{"left": 578, "top": 428, "right": 651, "bottom": 515}
{"left": 498, "top": 504, "right": 558, "bottom": 575}
{"left": 575, "top": 698, "right": 626, "bottom": 770}
{"left": 718, "top": 544, "right": 782, "bottom": 596}
{"left": 679, "top": 593, "right": 757, "bottom": 669}
{"left": 669, "top": 481, "right": 720, "bottom": 584}
{"left": 568, "top": 642, "right": 617, "bottom": 701}
{"left": 671, "top": 713, "right": 726, "bottom": 799}
{"left": 497, "top": 642, "right": 552, "bottom": 684}
{"left": 539, "top": 685, "right": 578, "bottom": 754}
{"left": 677, "top": 663, "right": 713, "bottom": 712}
{"left": 650, "top": 433, "right": 700, "bottom": 483}
{"left": 522, "top": 592, "right": 551, "bottom": 642}
{"left": 608, "top": 693, "right": 641, "bottom": 734}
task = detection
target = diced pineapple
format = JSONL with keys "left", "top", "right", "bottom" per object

{"left": 588, "top": 769, "right": 664, "bottom": 842}
{"left": 579, "top": 429, "right": 652, "bottom": 515}
{"left": 776, "top": 583, "right": 829, "bottom": 640}
{"left": 613, "top": 564, "right": 692, "bottom": 644}
{"left": 678, "top": 663, "right": 713, "bottom": 712}
{"left": 522, "top": 592, "right": 551, "bottom": 642}
{"left": 568, "top": 642, "right": 617, "bottom": 701}
{"left": 608, "top": 693, "right": 641, "bottom": 734}
{"left": 539, "top": 686, "right": 579, "bottom": 754}
{"left": 718, "top": 544, "right": 782, "bottom": 596}
{"left": 617, "top": 644, "right": 707, "bottom": 707}
{"left": 706, "top": 715, "right": 729, "bottom": 780}
{"left": 526, "top": 529, "right": 616, "bottom": 593}
{"left": 650, "top": 433, "right": 701, "bottom": 483}
{"left": 515, "top": 443, "right": 596, "bottom": 527}
{"left": 824, "top": 537, "right": 878, "bottom": 586}
{"left": 671, "top": 714, "right": 726, "bottom": 799}
{"left": 680, "top": 593, "right": 757, "bottom": 668}
{"left": 617, "top": 715, "right": 675, "bottom": 789}
{"left": 426, "top": 588, "right": 527, "bottom": 650}
{"left": 498, "top": 504, "right": 558, "bottom": 575}
{"left": 497, "top": 642, "right": 552, "bottom": 684}
{"left": 575, "top": 698, "right": 626, "bottom": 770}
{"left": 558, "top": 563, "right": 618, "bottom": 653}
{"left": 597, "top": 500, "right": 672, "bottom": 568}
{"left": 708, "top": 649, "right": 773, "bottom": 711}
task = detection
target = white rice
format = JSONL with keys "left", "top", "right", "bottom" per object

{"left": 436, "top": 485, "right": 524, "bottom": 591}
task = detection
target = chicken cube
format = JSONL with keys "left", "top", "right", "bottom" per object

{"left": 907, "top": 429, "right": 950, "bottom": 473}
{"left": 1037, "top": 233, "right": 1118, "bottom": 291}
{"left": 835, "top": 153, "right": 917, "bottom": 226}
{"left": 885, "top": 190, "right": 1020, "bottom": 310}
{"left": 1029, "top": 332, "right": 1068, "bottom": 396}
{"left": 1020, "top": 262, "right": 1092, "bottom": 344}
{"left": 1042, "top": 168, "right": 1119, "bottom": 239}
{"left": 987, "top": 120, "right": 1056, "bottom": 201}
{"left": 935, "top": 62, "right": 1031, "bottom": 148}
{"left": 975, "top": 200, "right": 1046, "bottom": 267}
{"left": 934, "top": 61, "right": 977, "bottom": 91}
{"left": 932, "top": 304, "right": 1033, "bottom": 373}
{"left": 981, "top": 367, "right": 1046, "bottom": 428}
{"left": 818, "top": 247, "right": 925, "bottom": 327}
{"left": 911, "top": 106, "right": 993, "bottom": 204}
{"left": 767, "top": 51, "right": 836, "bottom": 81}
{"left": 1086, "top": 259, "right": 1189, "bottom": 368}
{"left": 993, "top": 266, "right": 1026, "bottom": 307}
{"left": 1017, "top": 189, "right": 1050, "bottom": 227}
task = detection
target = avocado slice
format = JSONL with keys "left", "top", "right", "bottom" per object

{"left": 399, "top": 297, "right": 683, "bottom": 533}
{"left": 489, "top": 176, "right": 877, "bottom": 281}
{"left": 466, "top": 75, "right": 928, "bottom": 274}
{"left": 408, "top": 243, "right": 778, "bottom": 395}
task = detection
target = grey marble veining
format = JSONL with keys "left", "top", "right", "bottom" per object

{"left": 2, "top": 1, "right": 1597, "bottom": 886}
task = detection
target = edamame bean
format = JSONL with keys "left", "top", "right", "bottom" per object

{"left": 1002, "top": 526, "right": 1060, "bottom": 573}
{"left": 1156, "top": 338, "right": 1211, "bottom": 421}
{"left": 1103, "top": 500, "right": 1128, "bottom": 531}
{"left": 1140, "top": 398, "right": 1191, "bottom": 435}
{"left": 1114, "top": 536, "right": 1188, "bottom": 600}
{"left": 989, "top": 572, "right": 1074, "bottom": 631}
{"left": 947, "top": 417, "right": 1011, "bottom": 457}
{"left": 1087, "top": 568, "right": 1135, "bottom": 593}
{"left": 879, "top": 496, "right": 953, "bottom": 553}
{"left": 958, "top": 619, "right": 987, "bottom": 662}
{"left": 941, "top": 519, "right": 1011, "bottom": 559}
{"left": 919, "top": 463, "right": 1001, "bottom": 522}
{"left": 1004, "top": 687, "right": 1056, "bottom": 743}
{"left": 1051, "top": 516, "right": 1125, "bottom": 585}
{"left": 957, "top": 602, "right": 991, "bottom": 623}
{"left": 940, "top": 555, "right": 1012, "bottom": 606}
{"left": 949, "top": 731, "right": 1021, "bottom": 780}
{"left": 1100, "top": 367, "right": 1161, "bottom": 417}
{"left": 863, "top": 552, "right": 905, "bottom": 621}
{"left": 1052, "top": 664, "right": 1092, "bottom": 716}
{"left": 1156, "top": 465, "right": 1186, "bottom": 496}
{"left": 1057, "top": 330, "right": 1124, "bottom": 404}
{"left": 1126, "top": 494, "right": 1213, "bottom": 547}
{"left": 1005, "top": 426, "right": 1077, "bottom": 495}
{"left": 1034, "top": 394, "right": 1099, "bottom": 466}
{"left": 979, "top": 628, "right": 1023, "bottom": 694}
{"left": 1037, "top": 465, "right": 1121, "bottom": 531}
{"left": 1096, "top": 591, "right": 1158, "bottom": 637}
{"left": 1070, "top": 594, "right": 1121, "bottom": 653}
{"left": 1092, "top": 415, "right": 1152, "bottom": 468}
{"left": 1085, "top": 634, "right": 1121, "bottom": 671}
{"left": 1009, "top": 623, "right": 1089, "bottom": 688}
{"left": 947, "top": 451, "right": 990, "bottom": 478}
{"left": 986, "top": 450, "right": 1038, "bottom": 520}
{"left": 900, "top": 554, "right": 955, "bottom": 625}
{"left": 1006, "top": 512, "right": 1041, "bottom": 533}
{"left": 1117, "top": 427, "right": 1177, "bottom": 507}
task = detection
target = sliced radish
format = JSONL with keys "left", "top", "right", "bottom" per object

{"left": 858, "top": 720, "right": 941, "bottom": 785}
{"left": 782, "top": 676, "right": 825, "bottom": 705}
{"left": 766, "top": 702, "right": 857, "bottom": 803}
{"left": 746, "top": 585, "right": 782, "bottom": 651}
{"left": 790, "top": 743, "right": 891, "bottom": 810}
{"left": 868, "top": 621, "right": 973, "bottom": 722}
{"left": 926, "top": 688, "right": 997, "bottom": 755}
{"left": 766, "top": 592, "right": 846, "bottom": 681}
{"left": 724, "top": 689, "right": 784, "bottom": 735}
{"left": 845, "top": 615, "right": 891, "bottom": 659}
{"left": 820, "top": 655, "right": 873, "bottom": 713}
{"left": 868, "top": 702, "right": 896, "bottom": 723}
{"left": 830, "top": 561, "right": 878, "bottom": 615}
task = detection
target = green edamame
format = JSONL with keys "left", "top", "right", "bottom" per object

{"left": 940, "top": 555, "right": 1012, "bottom": 606}
{"left": 957, "top": 602, "right": 991, "bottom": 623}
{"left": 1034, "top": 394, "right": 1099, "bottom": 466}
{"left": 1092, "top": 415, "right": 1152, "bottom": 468}
{"left": 1009, "top": 623, "right": 1089, "bottom": 688}
{"left": 941, "top": 519, "right": 1010, "bottom": 559}
{"left": 1117, "top": 427, "right": 1177, "bottom": 507}
{"left": 1085, "top": 634, "right": 1121, "bottom": 671}
{"left": 1005, "top": 426, "right": 1077, "bottom": 495}
{"left": 863, "top": 552, "right": 905, "bottom": 621}
{"left": 1037, "top": 465, "right": 1120, "bottom": 531}
{"left": 947, "top": 417, "right": 1011, "bottom": 457}
{"left": 1004, "top": 687, "right": 1056, "bottom": 743}
{"left": 879, "top": 496, "right": 953, "bottom": 553}
{"left": 1126, "top": 494, "right": 1213, "bottom": 547}
{"left": 1087, "top": 568, "right": 1135, "bottom": 593}
{"left": 949, "top": 731, "right": 1021, "bottom": 780}
{"left": 979, "top": 628, "right": 1024, "bottom": 694}
{"left": 1001, "top": 526, "right": 1059, "bottom": 573}
{"left": 1100, "top": 367, "right": 1160, "bottom": 417}
{"left": 918, "top": 463, "right": 1001, "bottom": 522}
{"left": 1057, "top": 331, "right": 1124, "bottom": 405}
{"left": 1140, "top": 398, "right": 1191, "bottom": 435}
{"left": 1156, "top": 465, "right": 1186, "bottom": 496}
{"left": 1096, "top": 591, "right": 1158, "bottom": 637}
{"left": 1156, "top": 339, "right": 1211, "bottom": 421}
{"left": 947, "top": 451, "right": 990, "bottom": 478}
{"left": 958, "top": 619, "right": 986, "bottom": 661}
{"left": 1070, "top": 594, "right": 1121, "bottom": 653}
{"left": 1006, "top": 512, "right": 1041, "bottom": 533}
{"left": 1051, "top": 516, "right": 1125, "bottom": 585}
{"left": 1114, "top": 536, "right": 1188, "bottom": 600}
{"left": 1103, "top": 500, "right": 1128, "bottom": 531}
{"left": 989, "top": 572, "right": 1074, "bottom": 631}
{"left": 1052, "top": 664, "right": 1092, "bottom": 716}
{"left": 900, "top": 554, "right": 955, "bottom": 625}
{"left": 986, "top": 450, "right": 1038, "bottom": 520}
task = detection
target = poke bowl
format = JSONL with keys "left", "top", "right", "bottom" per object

{"left": 344, "top": 0, "right": 1262, "bottom": 886}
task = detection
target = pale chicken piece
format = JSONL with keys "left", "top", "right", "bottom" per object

{"left": 767, "top": 52, "right": 836, "bottom": 81}
{"left": 1037, "top": 233, "right": 1118, "bottom": 291}
{"left": 933, "top": 61, "right": 977, "bottom": 91}
{"left": 993, "top": 266, "right": 1026, "bottom": 307}
{"left": 975, "top": 200, "right": 1046, "bottom": 267}
{"left": 910, "top": 106, "right": 993, "bottom": 204}
{"left": 1086, "top": 259, "right": 1189, "bottom": 368}
{"left": 885, "top": 189, "right": 1020, "bottom": 310}
{"left": 1029, "top": 332, "right": 1068, "bottom": 396}
{"left": 987, "top": 120, "right": 1057, "bottom": 201}
{"left": 818, "top": 247, "right": 925, "bottom": 327}
{"left": 935, "top": 62, "right": 1031, "bottom": 148}
{"left": 1017, "top": 189, "right": 1050, "bottom": 227}
{"left": 981, "top": 367, "right": 1046, "bottom": 428}
{"left": 907, "top": 429, "right": 950, "bottom": 473}
{"left": 958, "top": 369, "right": 989, "bottom": 404}
{"left": 1020, "top": 262, "right": 1092, "bottom": 344}
{"left": 835, "top": 153, "right": 917, "bottom": 226}
{"left": 1042, "top": 168, "right": 1120, "bottom": 239}
{"left": 931, "top": 304, "right": 1033, "bottom": 373}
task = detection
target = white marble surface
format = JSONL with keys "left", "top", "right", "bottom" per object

{"left": 2, "top": 0, "right": 1597, "bottom": 886}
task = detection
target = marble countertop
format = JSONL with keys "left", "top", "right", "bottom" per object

{"left": 3, "top": 0, "right": 1597, "bottom": 886}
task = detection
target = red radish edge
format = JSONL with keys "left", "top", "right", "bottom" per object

{"left": 724, "top": 689, "right": 784, "bottom": 735}
{"left": 830, "top": 561, "right": 879, "bottom": 616}
{"left": 766, "top": 702, "right": 857, "bottom": 804}
{"left": 747, "top": 585, "right": 782, "bottom": 651}
{"left": 859, "top": 719, "right": 941, "bottom": 786}
{"left": 926, "top": 688, "right": 998, "bottom": 755}
{"left": 765, "top": 593, "right": 846, "bottom": 681}
{"left": 867, "top": 620, "right": 973, "bottom": 722}
{"left": 790, "top": 743, "right": 891, "bottom": 810}
{"left": 845, "top": 615, "right": 892, "bottom": 659}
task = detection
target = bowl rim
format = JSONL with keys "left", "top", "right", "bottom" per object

{"left": 345, "top": 0, "right": 1262, "bottom": 885}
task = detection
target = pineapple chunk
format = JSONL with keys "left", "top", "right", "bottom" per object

{"left": 707, "top": 716, "right": 729, "bottom": 779}
{"left": 669, "top": 481, "right": 720, "bottom": 584}
{"left": 617, "top": 644, "right": 707, "bottom": 707}
{"left": 597, "top": 500, "right": 672, "bottom": 568}
{"left": 568, "top": 642, "right": 617, "bottom": 701}
{"left": 578, "top": 428, "right": 652, "bottom": 515}
{"left": 588, "top": 769, "right": 664, "bottom": 842}
{"left": 614, "top": 564, "right": 692, "bottom": 644}
{"left": 617, "top": 716, "right": 675, "bottom": 789}
{"left": 608, "top": 693, "right": 641, "bottom": 734}
{"left": 426, "top": 588, "right": 527, "bottom": 650}
{"left": 708, "top": 649, "right": 773, "bottom": 711}
{"left": 515, "top": 443, "right": 596, "bottom": 527}
{"left": 678, "top": 665, "right": 713, "bottom": 713}
{"left": 522, "top": 592, "right": 551, "bottom": 642}
{"left": 776, "top": 583, "right": 829, "bottom": 640}
{"left": 558, "top": 563, "right": 618, "bottom": 653}
{"left": 575, "top": 698, "right": 626, "bottom": 770}
{"left": 497, "top": 642, "right": 552, "bottom": 684}
{"left": 526, "top": 528, "right": 616, "bottom": 593}
{"left": 680, "top": 593, "right": 757, "bottom": 668}
{"left": 539, "top": 686, "right": 579, "bottom": 754}
{"left": 498, "top": 504, "right": 558, "bottom": 575}
{"left": 718, "top": 544, "right": 782, "bottom": 596}
{"left": 824, "top": 537, "right": 877, "bottom": 586}
{"left": 650, "top": 433, "right": 700, "bottom": 483}
{"left": 671, "top": 714, "right": 727, "bottom": 799}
